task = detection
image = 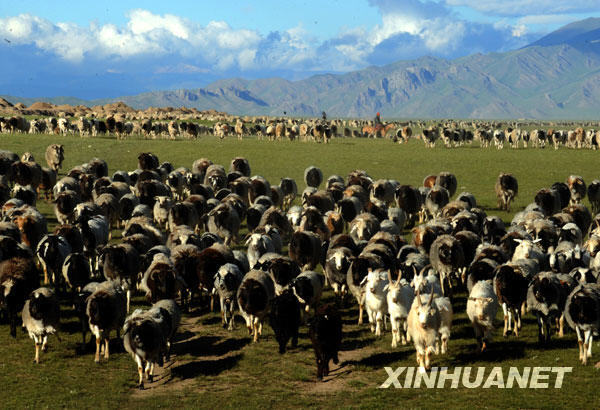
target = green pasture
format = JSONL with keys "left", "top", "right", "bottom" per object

{"left": 0, "top": 132, "right": 599, "bottom": 409}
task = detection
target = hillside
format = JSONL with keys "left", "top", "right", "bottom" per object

{"left": 5, "top": 18, "right": 600, "bottom": 119}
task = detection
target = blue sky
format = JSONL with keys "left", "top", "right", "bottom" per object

{"left": 0, "top": 0, "right": 598, "bottom": 98}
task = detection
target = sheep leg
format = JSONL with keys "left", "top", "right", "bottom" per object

{"left": 512, "top": 309, "right": 519, "bottom": 337}
{"left": 358, "top": 304, "right": 364, "bottom": 325}
{"left": 585, "top": 331, "right": 593, "bottom": 362}
{"left": 502, "top": 303, "right": 508, "bottom": 337}
{"left": 375, "top": 311, "right": 383, "bottom": 337}
{"left": 220, "top": 298, "right": 226, "bottom": 326}
{"left": 33, "top": 335, "right": 41, "bottom": 364}
{"left": 42, "top": 335, "right": 48, "bottom": 352}
{"left": 104, "top": 338, "right": 110, "bottom": 360}
{"left": 227, "top": 301, "right": 235, "bottom": 331}
{"left": 126, "top": 290, "right": 131, "bottom": 314}
{"left": 390, "top": 318, "right": 398, "bottom": 348}
{"left": 136, "top": 356, "right": 145, "bottom": 389}
{"left": 252, "top": 317, "right": 259, "bottom": 343}
{"left": 537, "top": 315, "right": 545, "bottom": 344}
{"left": 402, "top": 320, "right": 408, "bottom": 345}
{"left": 95, "top": 337, "right": 101, "bottom": 363}
{"left": 576, "top": 327, "right": 584, "bottom": 361}
{"left": 558, "top": 315, "right": 565, "bottom": 337}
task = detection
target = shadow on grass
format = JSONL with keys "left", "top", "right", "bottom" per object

{"left": 170, "top": 353, "right": 243, "bottom": 378}
{"left": 175, "top": 335, "right": 250, "bottom": 357}
{"left": 345, "top": 350, "right": 410, "bottom": 368}
{"left": 454, "top": 339, "right": 527, "bottom": 364}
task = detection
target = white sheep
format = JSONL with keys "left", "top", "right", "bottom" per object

{"left": 467, "top": 280, "right": 498, "bottom": 352}
{"left": 363, "top": 268, "right": 388, "bottom": 336}
{"left": 385, "top": 271, "right": 414, "bottom": 347}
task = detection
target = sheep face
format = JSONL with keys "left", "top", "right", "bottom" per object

{"left": 468, "top": 297, "right": 494, "bottom": 321}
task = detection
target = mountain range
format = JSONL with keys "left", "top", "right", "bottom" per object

{"left": 4, "top": 18, "right": 600, "bottom": 120}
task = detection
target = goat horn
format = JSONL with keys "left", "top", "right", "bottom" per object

{"left": 387, "top": 269, "right": 393, "bottom": 285}
{"left": 396, "top": 269, "right": 402, "bottom": 285}
{"left": 415, "top": 289, "right": 422, "bottom": 307}
{"left": 426, "top": 287, "right": 434, "bottom": 307}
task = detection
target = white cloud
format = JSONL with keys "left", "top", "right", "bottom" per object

{"left": 444, "top": 0, "right": 600, "bottom": 17}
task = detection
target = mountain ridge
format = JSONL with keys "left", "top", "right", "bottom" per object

{"left": 4, "top": 18, "right": 600, "bottom": 120}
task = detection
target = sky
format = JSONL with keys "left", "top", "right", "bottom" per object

{"left": 0, "top": 0, "right": 598, "bottom": 99}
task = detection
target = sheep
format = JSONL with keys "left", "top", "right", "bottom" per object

{"left": 407, "top": 289, "right": 441, "bottom": 370}
{"left": 229, "top": 157, "right": 251, "bottom": 177}
{"left": 527, "top": 271, "right": 576, "bottom": 344}
{"left": 279, "top": 178, "right": 298, "bottom": 211}
{"left": 168, "top": 201, "right": 199, "bottom": 232}
{"left": 435, "top": 172, "right": 457, "bottom": 197}
{"left": 12, "top": 206, "right": 48, "bottom": 250}
{"left": 237, "top": 269, "right": 275, "bottom": 342}
{"left": 213, "top": 263, "right": 244, "bottom": 330}
{"left": 494, "top": 260, "right": 537, "bottom": 337}
{"left": 467, "top": 280, "right": 498, "bottom": 352}
{"left": 386, "top": 270, "right": 414, "bottom": 347}
{"left": 434, "top": 295, "right": 453, "bottom": 354}
{"left": 21, "top": 287, "right": 61, "bottom": 363}
{"left": 44, "top": 144, "right": 64, "bottom": 173}
{"left": 304, "top": 166, "right": 323, "bottom": 188}
{"left": 308, "top": 304, "right": 342, "bottom": 381}
{"left": 425, "top": 186, "right": 450, "bottom": 219}
{"left": 289, "top": 230, "right": 321, "bottom": 271}
{"left": 564, "top": 283, "right": 600, "bottom": 364}
{"left": 567, "top": 175, "right": 587, "bottom": 205}
{"left": 207, "top": 203, "right": 240, "bottom": 246}
{"left": 102, "top": 243, "right": 141, "bottom": 312}
{"left": 290, "top": 270, "right": 325, "bottom": 317}
{"left": 324, "top": 246, "right": 353, "bottom": 298}
{"left": 495, "top": 173, "right": 518, "bottom": 211}
{"left": 429, "top": 234, "right": 465, "bottom": 296}
{"left": 153, "top": 196, "right": 173, "bottom": 229}
{"left": 86, "top": 281, "right": 127, "bottom": 363}
{"left": 259, "top": 256, "right": 300, "bottom": 295}
{"left": 36, "top": 234, "right": 72, "bottom": 286}
{"left": 588, "top": 180, "right": 600, "bottom": 215}
{"left": 54, "top": 190, "right": 80, "bottom": 225}
{"left": 122, "top": 299, "right": 181, "bottom": 389}
{"left": 62, "top": 252, "right": 91, "bottom": 292}
{"left": 349, "top": 213, "right": 380, "bottom": 242}
{"left": 139, "top": 254, "right": 181, "bottom": 304}
{"left": 269, "top": 289, "right": 301, "bottom": 354}
{"left": 246, "top": 233, "right": 275, "bottom": 270}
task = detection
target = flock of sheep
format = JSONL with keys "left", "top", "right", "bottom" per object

{"left": 2, "top": 131, "right": 600, "bottom": 389}
{"left": 3, "top": 112, "right": 600, "bottom": 151}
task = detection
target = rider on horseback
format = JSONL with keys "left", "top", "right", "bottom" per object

{"left": 374, "top": 112, "right": 382, "bottom": 126}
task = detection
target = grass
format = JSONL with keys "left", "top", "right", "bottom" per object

{"left": 1, "top": 132, "right": 600, "bottom": 409}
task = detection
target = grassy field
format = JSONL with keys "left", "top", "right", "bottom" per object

{"left": 1, "top": 132, "right": 600, "bottom": 409}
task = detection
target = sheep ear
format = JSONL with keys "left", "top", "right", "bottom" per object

{"left": 383, "top": 284, "right": 389, "bottom": 292}
{"left": 359, "top": 276, "right": 368, "bottom": 287}
{"left": 532, "top": 238, "right": 542, "bottom": 244}
{"left": 486, "top": 297, "right": 494, "bottom": 303}
{"left": 514, "top": 238, "right": 523, "bottom": 244}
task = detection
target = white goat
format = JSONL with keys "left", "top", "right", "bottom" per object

{"left": 363, "top": 268, "right": 388, "bottom": 336}
{"left": 386, "top": 270, "right": 414, "bottom": 347}
{"left": 467, "top": 280, "right": 498, "bottom": 352}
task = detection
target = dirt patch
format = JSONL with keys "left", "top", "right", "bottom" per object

{"left": 130, "top": 314, "right": 247, "bottom": 398}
